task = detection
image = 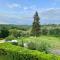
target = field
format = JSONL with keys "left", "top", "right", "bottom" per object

{"left": 18, "top": 36, "right": 60, "bottom": 52}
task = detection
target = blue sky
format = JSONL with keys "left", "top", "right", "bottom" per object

{"left": 0, "top": 0, "right": 60, "bottom": 25}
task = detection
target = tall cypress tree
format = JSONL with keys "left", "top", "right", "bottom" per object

{"left": 31, "top": 11, "right": 40, "bottom": 36}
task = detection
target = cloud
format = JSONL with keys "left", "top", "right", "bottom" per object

{"left": 0, "top": 15, "right": 33, "bottom": 25}
{"left": 22, "top": 5, "right": 37, "bottom": 11}
{"left": 23, "top": 7, "right": 28, "bottom": 10}
{"left": 39, "top": 8, "right": 60, "bottom": 20}
{"left": 7, "top": 3, "right": 21, "bottom": 8}
{"left": 0, "top": 12, "right": 33, "bottom": 20}
{"left": 38, "top": 8, "right": 60, "bottom": 24}
{"left": 48, "top": 0, "right": 60, "bottom": 7}
{"left": 0, "top": 8, "right": 60, "bottom": 25}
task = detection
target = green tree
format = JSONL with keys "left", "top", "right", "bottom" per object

{"left": 31, "top": 11, "right": 40, "bottom": 36}
{"left": 0, "top": 27, "right": 9, "bottom": 38}
{"left": 9, "top": 29, "right": 21, "bottom": 38}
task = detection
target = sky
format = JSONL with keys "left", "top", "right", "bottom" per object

{"left": 0, "top": 0, "right": 60, "bottom": 25}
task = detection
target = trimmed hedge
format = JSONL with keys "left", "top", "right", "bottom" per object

{"left": 0, "top": 43, "right": 60, "bottom": 60}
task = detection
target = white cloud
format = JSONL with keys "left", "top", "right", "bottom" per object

{"left": 39, "top": 8, "right": 60, "bottom": 20}
{"left": 24, "top": 7, "right": 28, "bottom": 10}
{"left": 7, "top": 3, "right": 21, "bottom": 8}
{"left": 0, "top": 8, "right": 60, "bottom": 24}
{"left": 30, "top": 5, "right": 37, "bottom": 10}
{"left": 23, "top": 5, "right": 37, "bottom": 11}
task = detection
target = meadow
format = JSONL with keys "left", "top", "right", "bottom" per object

{"left": 18, "top": 36, "right": 60, "bottom": 50}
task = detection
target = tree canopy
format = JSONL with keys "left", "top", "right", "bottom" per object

{"left": 31, "top": 11, "right": 41, "bottom": 36}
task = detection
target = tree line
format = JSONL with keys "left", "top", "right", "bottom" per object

{"left": 0, "top": 11, "right": 60, "bottom": 39}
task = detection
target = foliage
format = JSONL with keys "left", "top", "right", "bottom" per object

{"left": 41, "top": 28, "right": 48, "bottom": 35}
{"left": 18, "top": 36, "right": 60, "bottom": 51}
{"left": 25, "top": 41, "right": 36, "bottom": 50}
{"left": 9, "top": 29, "right": 21, "bottom": 38}
{"left": 5, "top": 35, "right": 15, "bottom": 41}
{"left": 20, "top": 31, "right": 30, "bottom": 37}
{"left": 9, "top": 29, "right": 30, "bottom": 38}
{"left": 49, "top": 28, "right": 60, "bottom": 36}
{"left": 0, "top": 38, "right": 4, "bottom": 40}
{"left": 41, "top": 28, "right": 60, "bottom": 36}
{"left": 31, "top": 11, "right": 40, "bottom": 36}
{"left": 23, "top": 40, "right": 51, "bottom": 54}
{"left": 0, "top": 27, "right": 9, "bottom": 38}
{"left": 0, "top": 43, "right": 60, "bottom": 60}
{"left": 0, "top": 24, "right": 60, "bottom": 37}
{"left": 36, "top": 40, "right": 51, "bottom": 54}
{"left": 0, "top": 24, "right": 31, "bottom": 31}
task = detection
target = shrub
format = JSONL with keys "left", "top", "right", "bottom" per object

{"left": 25, "top": 41, "right": 36, "bottom": 50}
{"left": 12, "top": 41, "right": 18, "bottom": 45}
{"left": 36, "top": 41, "right": 51, "bottom": 54}
{"left": 23, "top": 40, "right": 51, "bottom": 54}
{"left": 42, "top": 28, "right": 48, "bottom": 35}
{"left": 5, "top": 35, "right": 15, "bottom": 41}
{"left": 0, "top": 28, "right": 9, "bottom": 38}
{"left": 0, "top": 43, "right": 60, "bottom": 60}
{"left": 0, "top": 38, "right": 3, "bottom": 40}
{"left": 9, "top": 29, "right": 21, "bottom": 38}
{"left": 20, "top": 31, "right": 30, "bottom": 37}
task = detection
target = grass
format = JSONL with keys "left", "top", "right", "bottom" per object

{"left": 17, "top": 36, "right": 60, "bottom": 50}
{"left": 0, "top": 56, "right": 10, "bottom": 60}
{"left": 0, "top": 43, "right": 60, "bottom": 60}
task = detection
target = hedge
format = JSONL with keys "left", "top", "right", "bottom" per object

{"left": 0, "top": 43, "right": 60, "bottom": 60}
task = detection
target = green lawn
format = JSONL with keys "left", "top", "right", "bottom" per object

{"left": 0, "top": 55, "right": 11, "bottom": 60}
{"left": 0, "top": 43, "right": 60, "bottom": 60}
{"left": 18, "top": 36, "right": 60, "bottom": 49}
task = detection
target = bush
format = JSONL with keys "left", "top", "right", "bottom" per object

{"left": 5, "top": 35, "right": 15, "bottom": 41}
{"left": 0, "top": 28, "right": 9, "bottom": 38}
{"left": 49, "top": 28, "right": 60, "bottom": 36}
{"left": 0, "top": 43, "right": 60, "bottom": 60}
{"left": 0, "top": 38, "right": 3, "bottom": 40}
{"left": 25, "top": 41, "right": 36, "bottom": 50}
{"left": 25, "top": 41, "right": 51, "bottom": 54}
{"left": 20, "top": 31, "right": 30, "bottom": 37}
{"left": 36, "top": 41, "right": 51, "bottom": 54}
{"left": 9, "top": 29, "right": 21, "bottom": 38}
{"left": 42, "top": 28, "right": 48, "bottom": 35}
